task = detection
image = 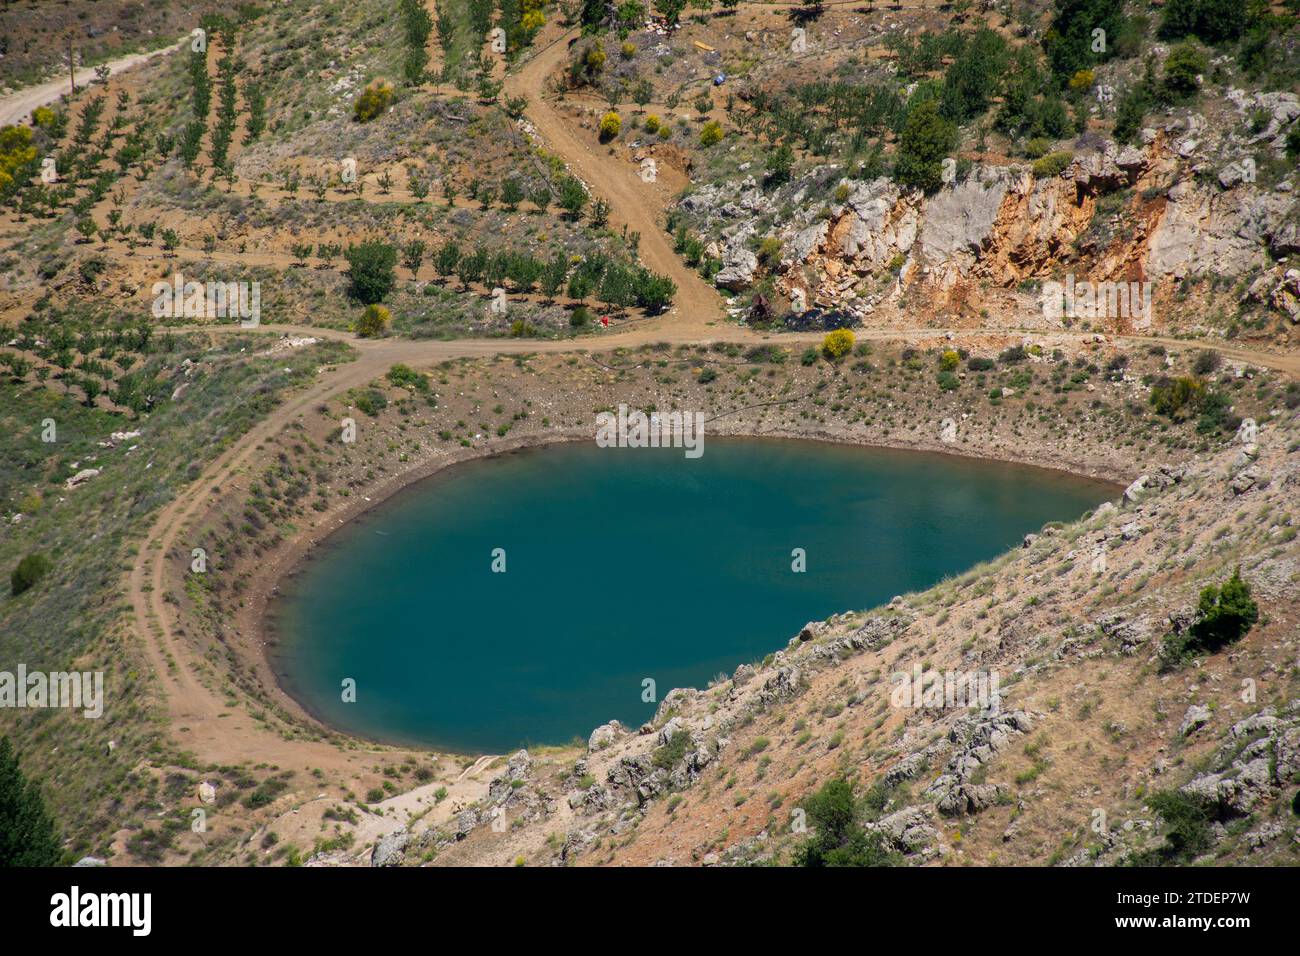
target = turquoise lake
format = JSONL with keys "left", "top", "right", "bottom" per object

{"left": 272, "top": 438, "right": 1113, "bottom": 753}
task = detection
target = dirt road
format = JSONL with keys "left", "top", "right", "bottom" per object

{"left": 503, "top": 27, "right": 726, "bottom": 330}
{"left": 0, "top": 39, "right": 186, "bottom": 128}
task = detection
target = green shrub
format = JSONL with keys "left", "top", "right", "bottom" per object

{"left": 0, "top": 737, "right": 62, "bottom": 865}
{"left": 1190, "top": 568, "right": 1259, "bottom": 650}
{"left": 241, "top": 777, "right": 290, "bottom": 809}
{"left": 1031, "top": 151, "right": 1073, "bottom": 178}
{"left": 11, "top": 553, "right": 52, "bottom": 596}
{"left": 353, "top": 388, "right": 388, "bottom": 417}
{"left": 1135, "top": 790, "right": 1215, "bottom": 865}
{"left": 1160, "top": 568, "right": 1259, "bottom": 666}
{"left": 893, "top": 99, "right": 957, "bottom": 193}
{"left": 651, "top": 730, "right": 692, "bottom": 771}
{"left": 1162, "top": 42, "right": 1207, "bottom": 99}
{"left": 386, "top": 363, "right": 427, "bottom": 391}
{"left": 1159, "top": 0, "right": 1247, "bottom": 44}
{"left": 795, "top": 777, "right": 898, "bottom": 867}
{"left": 1194, "top": 389, "right": 1235, "bottom": 435}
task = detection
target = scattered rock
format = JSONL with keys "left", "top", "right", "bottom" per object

{"left": 65, "top": 468, "right": 101, "bottom": 489}
{"left": 588, "top": 720, "right": 626, "bottom": 753}
{"left": 1122, "top": 475, "right": 1148, "bottom": 504}
{"left": 1179, "top": 704, "right": 1211, "bottom": 738}
{"left": 371, "top": 827, "right": 409, "bottom": 867}
{"left": 487, "top": 749, "right": 532, "bottom": 804}
{"left": 867, "top": 805, "right": 940, "bottom": 855}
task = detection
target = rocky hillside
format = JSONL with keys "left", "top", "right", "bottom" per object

{"left": 413, "top": 402, "right": 1300, "bottom": 867}
{"left": 644, "top": 0, "right": 1300, "bottom": 347}
{"left": 681, "top": 128, "right": 1299, "bottom": 332}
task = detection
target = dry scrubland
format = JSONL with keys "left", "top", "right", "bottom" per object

{"left": 0, "top": 0, "right": 1298, "bottom": 866}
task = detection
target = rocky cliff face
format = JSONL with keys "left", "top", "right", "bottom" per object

{"left": 680, "top": 100, "right": 1300, "bottom": 332}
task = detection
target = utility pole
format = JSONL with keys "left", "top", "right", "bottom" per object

{"left": 67, "top": 29, "right": 76, "bottom": 96}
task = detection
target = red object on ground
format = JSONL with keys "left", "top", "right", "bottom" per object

{"left": 600, "top": 315, "right": 609, "bottom": 327}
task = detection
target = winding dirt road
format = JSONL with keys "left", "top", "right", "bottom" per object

{"left": 503, "top": 26, "right": 726, "bottom": 329}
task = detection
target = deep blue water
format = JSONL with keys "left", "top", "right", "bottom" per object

{"left": 273, "top": 438, "right": 1112, "bottom": 752}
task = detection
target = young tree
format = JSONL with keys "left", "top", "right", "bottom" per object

{"left": 530, "top": 183, "right": 551, "bottom": 212}
{"left": 456, "top": 246, "right": 487, "bottom": 289}
{"left": 408, "top": 171, "right": 429, "bottom": 201}
{"left": 402, "top": 239, "right": 427, "bottom": 279}
{"left": 655, "top": 0, "right": 687, "bottom": 26}
{"left": 764, "top": 143, "right": 794, "bottom": 187}
{"left": 633, "top": 269, "right": 675, "bottom": 313}
{"left": 939, "top": 27, "right": 1006, "bottom": 124}
{"left": 344, "top": 241, "right": 398, "bottom": 303}
{"left": 0, "top": 736, "right": 62, "bottom": 866}
{"left": 540, "top": 250, "right": 568, "bottom": 302}
{"left": 633, "top": 79, "right": 653, "bottom": 111}
{"left": 501, "top": 177, "right": 525, "bottom": 211}
{"left": 434, "top": 240, "right": 461, "bottom": 279}
{"left": 893, "top": 98, "right": 956, "bottom": 193}
{"left": 506, "top": 252, "right": 543, "bottom": 292}
{"left": 558, "top": 176, "right": 588, "bottom": 219}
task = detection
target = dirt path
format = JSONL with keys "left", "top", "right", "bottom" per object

{"left": 0, "top": 38, "right": 186, "bottom": 128}
{"left": 503, "top": 27, "right": 726, "bottom": 332}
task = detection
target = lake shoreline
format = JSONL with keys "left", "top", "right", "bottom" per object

{"left": 265, "top": 433, "right": 1118, "bottom": 751}
{"left": 247, "top": 417, "right": 1130, "bottom": 754}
